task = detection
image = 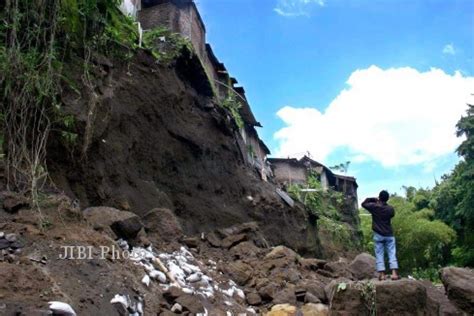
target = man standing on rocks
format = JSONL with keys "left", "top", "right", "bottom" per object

{"left": 362, "top": 190, "right": 400, "bottom": 281}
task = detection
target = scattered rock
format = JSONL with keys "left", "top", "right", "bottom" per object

{"left": 272, "top": 286, "right": 296, "bottom": 305}
{"left": 304, "top": 292, "right": 321, "bottom": 304}
{"left": 258, "top": 282, "right": 279, "bottom": 301}
{"left": 230, "top": 241, "right": 261, "bottom": 259}
{"left": 283, "top": 268, "right": 301, "bottom": 283}
{"left": 2, "top": 192, "right": 29, "bottom": 214}
{"left": 348, "top": 253, "right": 376, "bottom": 280}
{"left": 440, "top": 267, "right": 474, "bottom": 313}
{"left": 301, "top": 303, "right": 329, "bottom": 316}
{"left": 219, "top": 222, "right": 259, "bottom": 238}
{"left": 142, "top": 208, "right": 183, "bottom": 242}
{"left": 265, "top": 246, "right": 298, "bottom": 262}
{"left": 83, "top": 207, "right": 137, "bottom": 237}
{"left": 0, "top": 232, "right": 4, "bottom": 239}
{"left": 299, "top": 280, "right": 326, "bottom": 303}
{"left": 186, "top": 272, "right": 202, "bottom": 283}
{"left": 163, "top": 286, "right": 184, "bottom": 302}
{"left": 0, "top": 239, "right": 9, "bottom": 250}
{"left": 266, "top": 304, "right": 296, "bottom": 316}
{"left": 9, "top": 241, "right": 25, "bottom": 249}
{"left": 225, "top": 261, "right": 252, "bottom": 286}
{"left": 149, "top": 270, "right": 167, "bottom": 283}
{"left": 182, "top": 237, "right": 200, "bottom": 248}
{"left": 48, "top": 301, "right": 76, "bottom": 316}
{"left": 323, "top": 260, "right": 351, "bottom": 278}
{"left": 246, "top": 292, "right": 262, "bottom": 306}
{"left": 5, "top": 233, "right": 16, "bottom": 242}
{"left": 175, "top": 294, "right": 205, "bottom": 314}
{"left": 221, "top": 233, "right": 247, "bottom": 249}
{"left": 300, "top": 258, "right": 327, "bottom": 271}
{"left": 170, "top": 303, "right": 183, "bottom": 313}
{"left": 110, "top": 294, "right": 129, "bottom": 315}
{"left": 111, "top": 216, "right": 143, "bottom": 240}
{"left": 141, "top": 274, "right": 150, "bottom": 287}
{"left": 205, "top": 232, "right": 221, "bottom": 247}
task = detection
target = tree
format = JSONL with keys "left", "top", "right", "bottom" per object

{"left": 431, "top": 103, "right": 474, "bottom": 266}
{"left": 329, "top": 161, "right": 351, "bottom": 174}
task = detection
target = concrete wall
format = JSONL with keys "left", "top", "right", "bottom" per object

{"left": 271, "top": 162, "right": 307, "bottom": 186}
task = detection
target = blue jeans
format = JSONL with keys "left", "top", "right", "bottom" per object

{"left": 373, "top": 232, "right": 399, "bottom": 272}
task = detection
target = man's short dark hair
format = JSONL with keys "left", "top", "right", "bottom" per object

{"left": 379, "top": 190, "right": 389, "bottom": 202}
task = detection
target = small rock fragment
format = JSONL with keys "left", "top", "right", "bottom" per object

{"left": 110, "top": 294, "right": 129, "bottom": 314}
{"left": 186, "top": 272, "right": 202, "bottom": 283}
{"left": 0, "top": 239, "right": 9, "bottom": 250}
{"left": 149, "top": 270, "right": 167, "bottom": 283}
{"left": 142, "top": 275, "right": 150, "bottom": 287}
{"left": 171, "top": 303, "right": 183, "bottom": 313}
{"left": 182, "top": 237, "right": 200, "bottom": 248}
{"left": 5, "top": 234, "right": 16, "bottom": 242}
{"left": 48, "top": 301, "right": 77, "bottom": 316}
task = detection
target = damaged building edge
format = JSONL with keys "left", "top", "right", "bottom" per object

{"left": 119, "top": 1, "right": 358, "bottom": 217}
{"left": 129, "top": 0, "right": 272, "bottom": 178}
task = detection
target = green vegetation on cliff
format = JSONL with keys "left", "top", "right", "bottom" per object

{"left": 0, "top": 0, "right": 140, "bottom": 225}
{"left": 288, "top": 172, "right": 358, "bottom": 253}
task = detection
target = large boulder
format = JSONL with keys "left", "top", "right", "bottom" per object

{"left": 141, "top": 208, "right": 183, "bottom": 242}
{"left": 325, "top": 279, "right": 367, "bottom": 315}
{"left": 110, "top": 216, "right": 143, "bottom": 239}
{"left": 83, "top": 207, "right": 139, "bottom": 238}
{"left": 349, "top": 253, "right": 376, "bottom": 280}
{"left": 1, "top": 191, "right": 29, "bottom": 214}
{"left": 440, "top": 267, "right": 474, "bottom": 314}
{"left": 326, "top": 279, "right": 428, "bottom": 315}
{"left": 376, "top": 279, "right": 427, "bottom": 315}
{"left": 421, "top": 280, "right": 463, "bottom": 316}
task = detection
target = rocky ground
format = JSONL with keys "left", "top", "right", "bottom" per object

{"left": 0, "top": 192, "right": 472, "bottom": 315}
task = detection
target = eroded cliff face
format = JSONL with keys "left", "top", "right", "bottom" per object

{"left": 47, "top": 50, "right": 321, "bottom": 256}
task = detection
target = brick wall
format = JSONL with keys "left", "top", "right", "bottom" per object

{"left": 139, "top": 2, "right": 206, "bottom": 62}
{"left": 139, "top": 2, "right": 174, "bottom": 30}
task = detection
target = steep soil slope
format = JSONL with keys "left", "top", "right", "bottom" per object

{"left": 47, "top": 50, "right": 319, "bottom": 255}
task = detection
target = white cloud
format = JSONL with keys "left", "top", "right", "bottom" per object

{"left": 274, "top": 66, "right": 474, "bottom": 167}
{"left": 274, "top": 0, "right": 325, "bottom": 17}
{"left": 442, "top": 43, "right": 456, "bottom": 55}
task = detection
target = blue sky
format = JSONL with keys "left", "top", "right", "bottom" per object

{"left": 196, "top": 0, "right": 474, "bottom": 200}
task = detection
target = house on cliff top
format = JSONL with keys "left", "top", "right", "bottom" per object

{"left": 268, "top": 156, "right": 358, "bottom": 204}
{"left": 135, "top": 0, "right": 272, "bottom": 179}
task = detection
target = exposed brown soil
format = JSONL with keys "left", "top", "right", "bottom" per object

{"left": 47, "top": 50, "right": 323, "bottom": 256}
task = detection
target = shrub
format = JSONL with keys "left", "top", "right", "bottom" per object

{"left": 143, "top": 26, "right": 193, "bottom": 64}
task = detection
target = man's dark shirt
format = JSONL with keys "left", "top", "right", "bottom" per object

{"left": 362, "top": 198, "right": 395, "bottom": 237}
